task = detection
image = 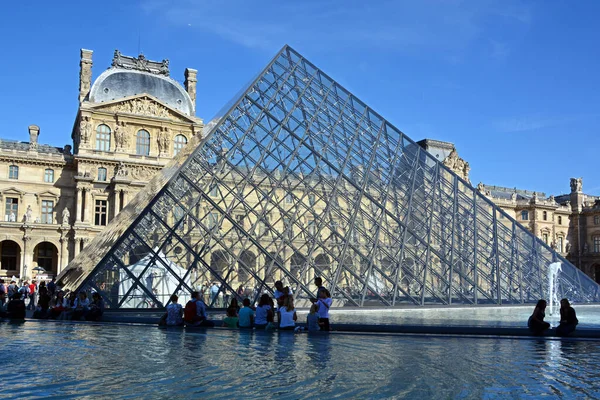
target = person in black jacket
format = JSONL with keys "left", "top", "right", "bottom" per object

{"left": 556, "top": 298, "right": 578, "bottom": 337}
{"left": 6, "top": 293, "right": 26, "bottom": 320}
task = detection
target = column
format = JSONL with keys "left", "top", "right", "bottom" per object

{"left": 58, "top": 237, "right": 66, "bottom": 274}
{"left": 82, "top": 190, "right": 89, "bottom": 223}
{"left": 122, "top": 190, "right": 129, "bottom": 208}
{"left": 114, "top": 189, "right": 121, "bottom": 216}
{"left": 21, "top": 236, "right": 31, "bottom": 279}
{"left": 76, "top": 187, "right": 83, "bottom": 222}
{"left": 74, "top": 238, "right": 81, "bottom": 258}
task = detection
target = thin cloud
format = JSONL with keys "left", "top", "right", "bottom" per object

{"left": 140, "top": 0, "right": 532, "bottom": 57}
{"left": 492, "top": 114, "right": 584, "bottom": 133}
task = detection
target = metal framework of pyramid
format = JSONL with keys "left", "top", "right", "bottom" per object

{"left": 58, "top": 45, "right": 600, "bottom": 309}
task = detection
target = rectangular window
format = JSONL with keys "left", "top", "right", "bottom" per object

{"left": 8, "top": 165, "right": 18, "bottom": 180}
{"left": 208, "top": 212, "right": 219, "bottom": 229}
{"left": 44, "top": 169, "right": 54, "bottom": 183}
{"left": 284, "top": 217, "right": 293, "bottom": 240}
{"left": 4, "top": 198, "right": 18, "bottom": 222}
{"left": 308, "top": 194, "right": 316, "bottom": 206}
{"left": 174, "top": 206, "right": 185, "bottom": 231}
{"left": 95, "top": 200, "right": 107, "bottom": 226}
{"left": 521, "top": 211, "right": 529, "bottom": 221}
{"left": 97, "top": 168, "right": 107, "bottom": 182}
{"left": 307, "top": 219, "right": 315, "bottom": 236}
{"left": 558, "top": 237, "right": 564, "bottom": 253}
{"left": 595, "top": 237, "right": 600, "bottom": 253}
{"left": 41, "top": 200, "right": 54, "bottom": 224}
{"left": 595, "top": 216, "right": 600, "bottom": 225}
{"left": 542, "top": 233, "right": 548, "bottom": 244}
{"left": 285, "top": 193, "right": 293, "bottom": 204}
{"left": 209, "top": 185, "right": 218, "bottom": 197}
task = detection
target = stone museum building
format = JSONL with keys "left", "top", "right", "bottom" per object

{"left": 1, "top": 48, "right": 599, "bottom": 286}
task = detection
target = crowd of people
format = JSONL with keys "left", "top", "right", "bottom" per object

{"left": 160, "top": 276, "right": 333, "bottom": 332}
{"left": 528, "top": 298, "right": 579, "bottom": 336}
{"left": 0, "top": 275, "right": 585, "bottom": 338}
{"left": 0, "top": 278, "right": 104, "bottom": 321}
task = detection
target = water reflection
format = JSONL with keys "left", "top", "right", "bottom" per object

{"left": 2, "top": 323, "right": 600, "bottom": 399}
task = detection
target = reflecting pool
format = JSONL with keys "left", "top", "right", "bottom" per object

{"left": 2, "top": 322, "right": 600, "bottom": 399}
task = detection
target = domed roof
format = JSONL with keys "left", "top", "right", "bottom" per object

{"left": 88, "top": 51, "right": 194, "bottom": 116}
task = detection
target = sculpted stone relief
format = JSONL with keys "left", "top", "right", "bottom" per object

{"left": 443, "top": 148, "right": 470, "bottom": 183}
{"left": 104, "top": 98, "right": 175, "bottom": 120}
{"left": 158, "top": 128, "right": 170, "bottom": 154}
{"left": 114, "top": 123, "right": 131, "bottom": 151}
{"left": 130, "top": 165, "right": 156, "bottom": 181}
{"left": 570, "top": 177, "right": 583, "bottom": 193}
{"left": 79, "top": 116, "right": 92, "bottom": 144}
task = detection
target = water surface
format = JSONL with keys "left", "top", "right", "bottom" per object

{"left": 2, "top": 322, "right": 600, "bottom": 399}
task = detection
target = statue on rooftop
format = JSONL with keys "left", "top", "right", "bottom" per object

{"left": 570, "top": 177, "right": 583, "bottom": 193}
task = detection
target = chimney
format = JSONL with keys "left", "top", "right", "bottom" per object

{"left": 79, "top": 49, "right": 93, "bottom": 103}
{"left": 28, "top": 125, "right": 40, "bottom": 150}
{"left": 184, "top": 68, "right": 197, "bottom": 111}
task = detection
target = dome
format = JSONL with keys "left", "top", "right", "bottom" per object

{"left": 89, "top": 68, "right": 194, "bottom": 116}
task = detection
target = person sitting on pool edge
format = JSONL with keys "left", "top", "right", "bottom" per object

{"left": 528, "top": 299, "right": 550, "bottom": 335}
{"left": 556, "top": 298, "right": 578, "bottom": 337}
{"left": 184, "top": 291, "right": 215, "bottom": 327}
{"left": 238, "top": 298, "right": 255, "bottom": 329}
{"left": 278, "top": 295, "right": 297, "bottom": 330}
{"left": 159, "top": 294, "right": 184, "bottom": 326}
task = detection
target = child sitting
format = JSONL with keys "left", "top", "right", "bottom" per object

{"left": 222, "top": 306, "right": 239, "bottom": 328}
{"left": 307, "top": 303, "right": 320, "bottom": 331}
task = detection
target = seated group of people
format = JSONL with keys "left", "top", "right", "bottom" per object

{"left": 160, "top": 291, "right": 215, "bottom": 327}
{"left": 528, "top": 298, "right": 579, "bottom": 336}
{"left": 160, "top": 277, "right": 333, "bottom": 332}
{"left": 0, "top": 289, "right": 105, "bottom": 321}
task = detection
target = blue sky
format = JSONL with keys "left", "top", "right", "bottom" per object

{"left": 1, "top": 0, "right": 599, "bottom": 196}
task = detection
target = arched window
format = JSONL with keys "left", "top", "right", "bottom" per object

{"left": 44, "top": 169, "right": 54, "bottom": 183}
{"left": 521, "top": 210, "right": 529, "bottom": 221}
{"left": 173, "top": 134, "right": 188, "bottom": 156}
{"left": 558, "top": 216, "right": 562, "bottom": 225}
{"left": 8, "top": 165, "right": 18, "bottom": 180}
{"left": 95, "top": 124, "right": 111, "bottom": 151}
{"left": 97, "top": 167, "right": 107, "bottom": 181}
{"left": 543, "top": 211, "right": 547, "bottom": 221}
{"left": 136, "top": 130, "right": 150, "bottom": 155}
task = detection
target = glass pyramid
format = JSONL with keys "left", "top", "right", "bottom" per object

{"left": 58, "top": 45, "right": 600, "bottom": 309}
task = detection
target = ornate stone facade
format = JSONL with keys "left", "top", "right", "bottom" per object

{"left": 0, "top": 49, "right": 202, "bottom": 279}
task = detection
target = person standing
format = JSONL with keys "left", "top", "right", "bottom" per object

{"left": 7, "top": 280, "right": 17, "bottom": 300}
{"left": 28, "top": 280, "right": 37, "bottom": 311}
{"left": 556, "top": 298, "right": 578, "bottom": 336}
{"left": 209, "top": 282, "right": 220, "bottom": 306}
{"left": 315, "top": 289, "right": 332, "bottom": 331}
{"left": 0, "top": 279, "right": 5, "bottom": 307}
{"left": 47, "top": 278, "right": 56, "bottom": 297}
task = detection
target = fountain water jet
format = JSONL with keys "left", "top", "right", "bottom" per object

{"left": 548, "top": 262, "right": 562, "bottom": 316}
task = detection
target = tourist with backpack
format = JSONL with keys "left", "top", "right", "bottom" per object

{"left": 184, "top": 291, "right": 214, "bottom": 327}
{"left": 7, "top": 280, "right": 17, "bottom": 300}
